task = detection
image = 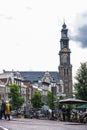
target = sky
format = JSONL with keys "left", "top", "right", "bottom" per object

{"left": 0, "top": 0, "right": 87, "bottom": 83}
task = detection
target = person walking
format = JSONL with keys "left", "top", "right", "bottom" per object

{"left": 5, "top": 100, "right": 11, "bottom": 120}
{"left": 62, "top": 105, "right": 66, "bottom": 121}
{"left": 1, "top": 99, "right": 6, "bottom": 119}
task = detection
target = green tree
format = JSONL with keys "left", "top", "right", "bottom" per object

{"left": 74, "top": 62, "right": 87, "bottom": 100}
{"left": 31, "top": 91, "right": 44, "bottom": 109}
{"left": 46, "top": 91, "right": 56, "bottom": 109}
{"left": 8, "top": 84, "right": 24, "bottom": 110}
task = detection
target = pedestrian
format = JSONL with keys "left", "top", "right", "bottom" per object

{"left": 5, "top": 100, "right": 11, "bottom": 120}
{"left": 1, "top": 99, "right": 6, "bottom": 119}
{"left": 62, "top": 105, "right": 66, "bottom": 121}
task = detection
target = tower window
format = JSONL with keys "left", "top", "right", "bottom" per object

{"left": 64, "top": 69, "right": 68, "bottom": 76}
{"left": 63, "top": 42, "right": 67, "bottom": 48}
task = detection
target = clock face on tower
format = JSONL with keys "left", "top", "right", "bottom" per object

{"left": 63, "top": 48, "right": 67, "bottom": 52}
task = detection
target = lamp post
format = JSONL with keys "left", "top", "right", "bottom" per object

{"left": 51, "top": 81, "right": 56, "bottom": 120}
{"left": 57, "top": 96, "right": 60, "bottom": 120}
{"left": 57, "top": 92, "right": 66, "bottom": 121}
{"left": 56, "top": 80, "right": 64, "bottom": 120}
{"left": 56, "top": 92, "right": 61, "bottom": 121}
{"left": 51, "top": 86, "right": 54, "bottom": 119}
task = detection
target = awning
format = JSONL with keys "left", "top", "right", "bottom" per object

{"left": 76, "top": 104, "right": 87, "bottom": 109}
{"left": 59, "top": 98, "right": 87, "bottom": 104}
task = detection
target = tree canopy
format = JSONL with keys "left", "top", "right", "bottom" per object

{"left": 74, "top": 62, "right": 87, "bottom": 100}
{"left": 8, "top": 84, "right": 24, "bottom": 110}
{"left": 31, "top": 91, "right": 44, "bottom": 109}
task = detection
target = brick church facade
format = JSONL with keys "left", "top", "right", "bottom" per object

{"left": 58, "top": 23, "right": 73, "bottom": 97}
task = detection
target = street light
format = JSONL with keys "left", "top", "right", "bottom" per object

{"left": 57, "top": 96, "right": 60, "bottom": 120}
{"left": 56, "top": 92, "right": 61, "bottom": 121}
{"left": 57, "top": 92, "right": 66, "bottom": 121}
{"left": 51, "top": 81, "right": 56, "bottom": 120}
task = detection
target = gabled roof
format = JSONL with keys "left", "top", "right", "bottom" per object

{"left": 20, "top": 71, "right": 60, "bottom": 83}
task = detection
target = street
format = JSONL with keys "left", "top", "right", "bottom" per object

{"left": 0, "top": 118, "right": 87, "bottom": 130}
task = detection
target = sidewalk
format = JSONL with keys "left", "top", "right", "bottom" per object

{"left": 0, "top": 126, "right": 8, "bottom": 130}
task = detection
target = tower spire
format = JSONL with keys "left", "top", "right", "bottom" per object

{"left": 62, "top": 18, "right": 66, "bottom": 28}
{"left": 63, "top": 18, "right": 65, "bottom": 24}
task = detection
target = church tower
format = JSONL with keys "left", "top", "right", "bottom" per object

{"left": 58, "top": 23, "right": 72, "bottom": 97}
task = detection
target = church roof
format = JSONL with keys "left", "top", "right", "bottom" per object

{"left": 2, "top": 70, "right": 60, "bottom": 84}
{"left": 20, "top": 71, "right": 60, "bottom": 83}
